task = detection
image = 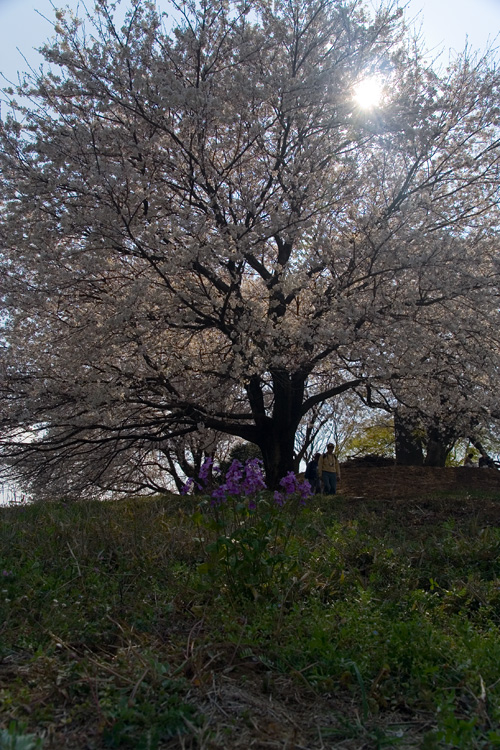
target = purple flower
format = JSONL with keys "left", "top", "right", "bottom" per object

{"left": 275, "top": 472, "right": 312, "bottom": 505}
{"left": 279, "top": 471, "right": 299, "bottom": 495}
{"left": 298, "top": 479, "right": 312, "bottom": 504}
{"left": 224, "top": 460, "right": 244, "bottom": 495}
{"left": 241, "top": 458, "right": 266, "bottom": 495}
{"left": 274, "top": 491, "right": 285, "bottom": 506}
{"left": 198, "top": 456, "right": 213, "bottom": 483}
{"left": 211, "top": 485, "right": 228, "bottom": 504}
{"left": 181, "top": 477, "right": 194, "bottom": 495}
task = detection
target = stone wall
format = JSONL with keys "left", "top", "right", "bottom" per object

{"left": 340, "top": 465, "right": 500, "bottom": 500}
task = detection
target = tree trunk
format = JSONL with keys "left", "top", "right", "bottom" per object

{"left": 394, "top": 411, "right": 424, "bottom": 466}
{"left": 257, "top": 426, "right": 297, "bottom": 490}
{"left": 424, "top": 428, "right": 452, "bottom": 467}
{"left": 424, "top": 440, "right": 449, "bottom": 466}
{"left": 246, "top": 369, "right": 306, "bottom": 489}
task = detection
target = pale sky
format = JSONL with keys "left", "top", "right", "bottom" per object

{"left": 0, "top": 0, "right": 499, "bottom": 87}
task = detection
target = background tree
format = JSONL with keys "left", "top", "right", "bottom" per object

{"left": 293, "top": 398, "right": 350, "bottom": 469}
{"left": 1, "top": 0, "right": 499, "bottom": 493}
{"left": 362, "top": 308, "right": 500, "bottom": 466}
{"left": 341, "top": 413, "right": 395, "bottom": 461}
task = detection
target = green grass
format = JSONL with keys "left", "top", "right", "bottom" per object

{"left": 1, "top": 490, "right": 500, "bottom": 748}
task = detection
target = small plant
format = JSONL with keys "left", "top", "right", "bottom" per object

{"left": 0, "top": 723, "right": 43, "bottom": 750}
{"left": 422, "top": 690, "right": 500, "bottom": 750}
{"left": 185, "top": 458, "right": 311, "bottom": 599}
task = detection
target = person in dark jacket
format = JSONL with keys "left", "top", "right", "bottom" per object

{"left": 479, "top": 451, "right": 496, "bottom": 469}
{"left": 304, "top": 452, "right": 321, "bottom": 494}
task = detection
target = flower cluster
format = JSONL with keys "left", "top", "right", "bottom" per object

{"left": 273, "top": 472, "right": 311, "bottom": 507}
{"left": 180, "top": 477, "right": 195, "bottom": 495}
{"left": 182, "top": 457, "right": 312, "bottom": 509}
{"left": 211, "top": 458, "right": 266, "bottom": 506}
{"left": 198, "top": 456, "right": 214, "bottom": 482}
{"left": 181, "top": 456, "right": 216, "bottom": 495}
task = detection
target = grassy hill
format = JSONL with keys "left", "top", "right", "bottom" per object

{"left": 1, "top": 478, "right": 500, "bottom": 749}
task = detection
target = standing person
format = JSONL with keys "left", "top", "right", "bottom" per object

{"left": 479, "top": 451, "right": 496, "bottom": 469}
{"left": 318, "top": 444, "right": 341, "bottom": 495}
{"left": 304, "top": 452, "right": 321, "bottom": 494}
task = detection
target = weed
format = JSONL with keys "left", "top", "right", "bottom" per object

{"left": 188, "top": 459, "right": 311, "bottom": 600}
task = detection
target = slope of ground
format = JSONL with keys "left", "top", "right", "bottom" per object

{"left": 2, "top": 477, "right": 500, "bottom": 749}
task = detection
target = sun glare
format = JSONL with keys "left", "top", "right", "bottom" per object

{"left": 354, "top": 76, "right": 383, "bottom": 109}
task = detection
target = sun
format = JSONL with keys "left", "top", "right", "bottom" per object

{"left": 353, "top": 76, "right": 384, "bottom": 109}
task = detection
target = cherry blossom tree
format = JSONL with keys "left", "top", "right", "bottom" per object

{"left": 359, "top": 300, "right": 500, "bottom": 466}
{"left": 1, "top": 0, "right": 499, "bottom": 492}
